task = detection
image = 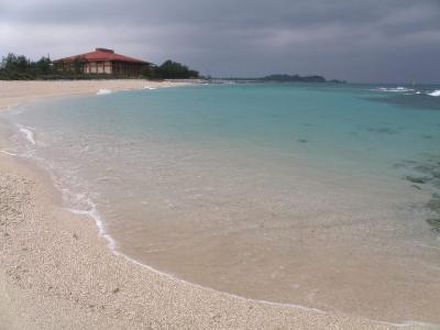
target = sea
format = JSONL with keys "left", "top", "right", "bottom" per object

{"left": 1, "top": 82, "right": 440, "bottom": 323}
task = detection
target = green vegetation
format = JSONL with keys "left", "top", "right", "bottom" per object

{"left": 0, "top": 52, "right": 200, "bottom": 80}
{"left": 144, "top": 60, "right": 199, "bottom": 79}
{"left": 0, "top": 53, "right": 106, "bottom": 80}
{"left": 0, "top": 53, "right": 56, "bottom": 79}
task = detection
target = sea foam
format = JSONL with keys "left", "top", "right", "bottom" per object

{"left": 96, "top": 89, "right": 112, "bottom": 95}
{"left": 18, "top": 125, "right": 36, "bottom": 145}
{"left": 0, "top": 150, "right": 17, "bottom": 156}
{"left": 427, "top": 89, "right": 440, "bottom": 97}
{"left": 376, "top": 87, "right": 440, "bottom": 97}
{"left": 377, "top": 87, "right": 414, "bottom": 93}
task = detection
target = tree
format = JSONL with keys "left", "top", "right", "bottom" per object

{"left": 155, "top": 60, "right": 199, "bottom": 79}
{"left": 34, "top": 56, "right": 52, "bottom": 75}
{"left": 73, "top": 56, "right": 86, "bottom": 74}
{"left": 0, "top": 53, "right": 34, "bottom": 79}
{"left": 1, "top": 53, "right": 30, "bottom": 72}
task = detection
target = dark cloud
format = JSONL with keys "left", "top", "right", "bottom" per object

{"left": 1, "top": 0, "right": 439, "bottom": 82}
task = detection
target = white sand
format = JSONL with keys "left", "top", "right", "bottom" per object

{"left": 0, "top": 79, "right": 192, "bottom": 110}
{"left": 0, "top": 80, "right": 430, "bottom": 329}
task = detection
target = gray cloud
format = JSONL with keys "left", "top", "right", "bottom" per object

{"left": 1, "top": 0, "right": 439, "bottom": 82}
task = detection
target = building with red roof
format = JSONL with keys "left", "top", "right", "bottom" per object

{"left": 53, "top": 48, "right": 152, "bottom": 77}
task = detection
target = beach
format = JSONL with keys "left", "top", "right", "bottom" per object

{"left": 0, "top": 80, "right": 192, "bottom": 110}
{"left": 0, "top": 80, "right": 434, "bottom": 329}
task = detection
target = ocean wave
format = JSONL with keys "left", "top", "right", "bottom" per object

{"left": 18, "top": 124, "right": 36, "bottom": 145}
{"left": 376, "top": 87, "right": 415, "bottom": 93}
{"left": 376, "top": 87, "right": 440, "bottom": 98}
{"left": 46, "top": 166, "right": 117, "bottom": 251}
{"left": 427, "top": 89, "right": 440, "bottom": 97}
{"left": 66, "top": 199, "right": 117, "bottom": 251}
{"left": 96, "top": 89, "right": 112, "bottom": 95}
{"left": 143, "top": 86, "right": 157, "bottom": 90}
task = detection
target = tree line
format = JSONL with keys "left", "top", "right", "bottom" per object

{"left": 0, "top": 53, "right": 199, "bottom": 80}
{"left": 0, "top": 53, "right": 55, "bottom": 79}
{"left": 148, "top": 60, "right": 199, "bottom": 79}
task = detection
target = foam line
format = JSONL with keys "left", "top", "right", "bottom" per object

{"left": 17, "top": 124, "right": 36, "bottom": 145}
{"left": 64, "top": 202, "right": 431, "bottom": 328}
{"left": 0, "top": 150, "right": 17, "bottom": 156}
{"left": 427, "top": 89, "right": 440, "bottom": 97}
{"left": 96, "top": 89, "right": 112, "bottom": 95}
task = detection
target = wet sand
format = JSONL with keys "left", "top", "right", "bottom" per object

{"left": 0, "top": 80, "right": 434, "bottom": 329}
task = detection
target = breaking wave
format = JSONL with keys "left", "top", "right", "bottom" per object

{"left": 376, "top": 87, "right": 415, "bottom": 93}
{"left": 96, "top": 89, "right": 112, "bottom": 95}
{"left": 18, "top": 124, "right": 36, "bottom": 145}
{"left": 427, "top": 89, "right": 440, "bottom": 97}
{"left": 376, "top": 87, "right": 440, "bottom": 97}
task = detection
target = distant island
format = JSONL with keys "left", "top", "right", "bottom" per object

{"left": 222, "top": 74, "right": 346, "bottom": 84}
{"left": 260, "top": 74, "right": 345, "bottom": 83}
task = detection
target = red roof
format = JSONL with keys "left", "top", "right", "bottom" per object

{"left": 54, "top": 48, "right": 150, "bottom": 64}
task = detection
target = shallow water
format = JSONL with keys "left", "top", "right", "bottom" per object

{"left": 2, "top": 83, "right": 440, "bottom": 323}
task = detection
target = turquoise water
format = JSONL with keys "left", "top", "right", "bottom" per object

{"left": 2, "top": 83, "right": 440, "bottom": 322}
{"left": 9, "top": 83, "right": 440, "bottom": 167}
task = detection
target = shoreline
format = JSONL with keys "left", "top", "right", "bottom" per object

{"left": 0, "top": 80, "right": 432, "bottom": 329}
{"left": 0, "top": 79, "right": 196, "bottom": 111}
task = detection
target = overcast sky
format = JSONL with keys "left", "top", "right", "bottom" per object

{"left": 1, "top": 0, "right": 439, "bottom": 82}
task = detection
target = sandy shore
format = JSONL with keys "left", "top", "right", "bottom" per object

{"left": 0, "top": 79, "right": 193, "bottom": 111}
{"left": 0, "top": 80, "right": 431, "bottom": 329}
